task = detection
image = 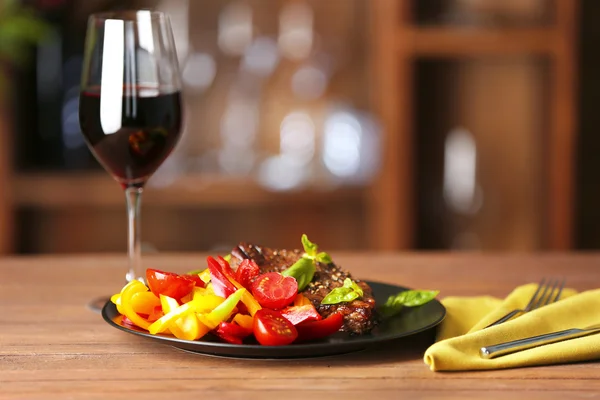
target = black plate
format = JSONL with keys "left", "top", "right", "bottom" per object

{"left": 101, "top": 281, "right": 446, "bottom": 359}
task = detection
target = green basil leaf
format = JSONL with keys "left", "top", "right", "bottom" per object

{"left": 315, "top": 251, "right": 333, "bottom": 264}
{"left": 223, "top": 254, "right": 232, "bottom": 262}
{"left": 321, "top": 279, "right": 363, "bottom": 305}
{"left": 344, "top": 278, "right": 363, "bottom": 297}
{"left": 322, "top": 287, "right": 357, "bottom": 305}
{"left": 301, "top": 234, "right": 318, "bottom": 258}
{"left": 379, "top": 290, "right": 439, "bottom": 318}
{"left": 281, "top": 257, "right": 315, "bottom": 292}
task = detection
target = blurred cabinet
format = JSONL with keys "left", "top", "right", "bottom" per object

{"left": 368, "top": 0, "right": 578, "bottom": 250}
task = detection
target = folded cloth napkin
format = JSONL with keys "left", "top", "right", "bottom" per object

{"left": 424, "top": 284, "right": 600, "bottom": 371}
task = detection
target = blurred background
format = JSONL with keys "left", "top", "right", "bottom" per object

{"left": 0, "top": 0, "right": 597, "bottom": 255}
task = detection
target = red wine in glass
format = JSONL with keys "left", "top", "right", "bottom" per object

{"left": 79, "top": 87, "right": 182, "bottom": 188}
{"left": 80, "top": 11, "right": 183, "bottom": 312}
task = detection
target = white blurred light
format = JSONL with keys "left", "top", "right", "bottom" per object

{"left": 220, "top": 99, "right": 259, "bottom": 148}
{"left": 62, "top": 97, "right": 84, "bottom": 149}
{"left": 218, "top": 146, "right": 256, "bottom": 175}
{"left": 291, "top": 64, "right": 327, "bottom": 100}
{"left": 278, "top": 1, "right": 313, "bottom": 61}
{"left": 218, "top": 1, "right": 253, "bottom": 56}
{"left": 241, "top": 36, "right": 280, "bottom": 77}
{"left": 443, "top": 127, "right": 482, "bottom": 214}
{"left": 182, "top": 52, "right": 217, "bottom": 91}
{"left": 323, "top": 112, "right": 362, "bottom": 177}
{"left": 257, "top": 155, "right": 308, "bottom": 191}
{"left": 280, "top": 112, "right": 315, "bottom": 165}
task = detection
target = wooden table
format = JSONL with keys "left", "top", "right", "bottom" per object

{"left": 2, "top": 253, "right": 600, "bottom": 399}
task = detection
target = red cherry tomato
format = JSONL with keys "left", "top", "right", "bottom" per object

{"left": 295, "top": 312, "right": 344, "bottom": 342}
{"left": 251, "top": 272, "right": 298, "bottom": 310}
{"left": 235, "top": 259, "right": 261, "bottom": 290}
{"left": 253, "top": 309, "right": 298, "bottom": 346}
{"left": 146, "top": 269, "right": 196, "bottom": 300}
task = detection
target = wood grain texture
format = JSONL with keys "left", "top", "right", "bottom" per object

{"left": 2, "top": 253, "right": 600, "bottom": 399}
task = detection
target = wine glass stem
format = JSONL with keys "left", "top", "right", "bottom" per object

{"left": 125, "top": 187, "right": 144, "bottom": 283}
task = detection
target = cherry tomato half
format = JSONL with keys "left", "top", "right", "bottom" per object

{"left": 253, "top": 309, "right": 298, "bottom": 346}
{"left": 146, "top": 269, "right": 196, "bottom": 300}
{"left": 235, "top": 259, "right": 261, "bottom": 290}
{"left": 251, "top": 272, "right": 298, "bottom": 310}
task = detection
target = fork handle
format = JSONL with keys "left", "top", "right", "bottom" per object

{"left": 480, "top": 328, "right": 600, "bottom": 359}
{"left": 485, "top": 309, "right": 525, "bottom": 328}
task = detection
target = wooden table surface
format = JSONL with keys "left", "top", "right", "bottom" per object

{"left": 2, "top": 253, "right": 600, "bottom": 399}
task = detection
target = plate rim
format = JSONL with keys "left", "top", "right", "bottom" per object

{"left": 101, "top": 280, "right": 446, "bottom": 357}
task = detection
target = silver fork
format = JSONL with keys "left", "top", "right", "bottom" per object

{"left": 485, "top": 278, "right": 565, "bottom": 329}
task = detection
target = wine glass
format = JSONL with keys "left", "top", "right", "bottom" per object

{"left": 79, "top": 10, "right": 183, "bottom": 311}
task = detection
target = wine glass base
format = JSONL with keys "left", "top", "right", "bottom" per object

{"left": 87, "top": 296, "right": 110, "bottom": 314}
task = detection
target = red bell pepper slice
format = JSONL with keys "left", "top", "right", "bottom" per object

{"left": 206, "top": 256, "right": 237, "bottom": 298}
{"left": 295, "top": 312, "right": 344, "bottom": 342}
{"left": 121, "top": 314, "right": 148, "bottom": 329}
{"left": 280, "top": 304, "right": 322, "bottom": 325}
{"left": 215, "top": 321, "right": 253, "bottom": 344}
{"left": 184, "top": 273, "right": 206, "bottom": 288}
{"left": 215, "top": 332, "right": 243, "bottom": 345}
{"left": 147, "top": 305, "right": 164, "bottom": 323}
{"left": 235, "top": 259, "right": 261, "bottom": 290}
{"left": 215, "top": 256, "right": 238, "bottom": 282}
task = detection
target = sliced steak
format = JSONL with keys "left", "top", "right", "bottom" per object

{"left": 230, "top": 242, "right": 377, "bottom": 335}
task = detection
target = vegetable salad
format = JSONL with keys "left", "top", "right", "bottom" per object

{"left": 110, "top": 235, "right": 439, "bottom": 346}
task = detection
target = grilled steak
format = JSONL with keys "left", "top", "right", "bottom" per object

{"left": 230, "top": 242, "right": 377, "bottom": 335}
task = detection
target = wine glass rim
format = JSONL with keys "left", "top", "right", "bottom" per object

{"left": 89, "top": 10, "right": 167, "bottom": 22}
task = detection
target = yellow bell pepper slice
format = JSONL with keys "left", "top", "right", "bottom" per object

{"left": 130, "top": 291, "right": 161, "bottom": 315}
{"left": 240, "top": 291, "right": 261, "bottom": 316}
{"left": 120, "top": 280, "right": 152, "bottom": 330}
{"left": 197, "top": 288, "right": 246, "bottom": 330}
{"left": 233, "top": 313, "right": 254, "bottom": 331}
{"left": 156, "top": 295, "right": 183, "bottom": 337}
{"left": 148, "top": 301, "right": 195, "bottom": 335}
{"left": 154, "top": 295, "right": 208, "bottom": 340}
{"left": 160, "top": 294, "right": 179, "bottom": 313}
{"left": 112, "top": 279, "right": 151, "bottom": 315}
{"left": 110, "top": 293, "right": 125, "bottom": 315}
{"left": 225, "top": 275, "right": 262, "bottom": 316}
{"left": 199, "top": 269, "right": 211, "bottom": 284}
{"left": 174, "top": 313, "right": 211, "bottom": 341}
{"left": 192, "top": 292, "right": 225, "bottom": 313}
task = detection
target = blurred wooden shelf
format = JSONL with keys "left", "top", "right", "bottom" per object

{"left": 12, "top": 172, "right": 364, "bottom": 208}
{"left": 369, "top": 0, "right": 577, "bottom": 250}
{"left": 407, "top": 27, "right": 560, "bottom": 56}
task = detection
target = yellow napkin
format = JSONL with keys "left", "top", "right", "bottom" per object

{"left": 424, "top": 284, "right": 600, "bottom": 371}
